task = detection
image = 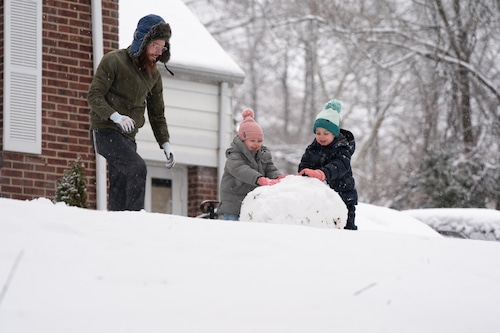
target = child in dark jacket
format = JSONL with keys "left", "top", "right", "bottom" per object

{"left": 298, "top": 99, "right": 358, "bottom": 230}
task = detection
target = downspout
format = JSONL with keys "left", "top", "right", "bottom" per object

{"left": 91, "top": 0, "right": 107, "bottom": 210}
{"left": 218, "top": 82, "right": 229, "bottom": 193}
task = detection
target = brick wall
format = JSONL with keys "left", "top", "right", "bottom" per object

{"left": 187, "top": 166, "right": 219, "bottom": 217}
{"left": 0, "top": 0, "right": 118, "bottom": 208}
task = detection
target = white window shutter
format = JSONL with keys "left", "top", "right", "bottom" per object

{"left": 3, "top": 0, "right": 42, "bottom": 154}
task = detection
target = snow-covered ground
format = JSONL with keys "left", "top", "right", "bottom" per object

{"left": 1, "top": 185, "right": 500, "bottom": 332}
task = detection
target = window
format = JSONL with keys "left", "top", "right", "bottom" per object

{"left": 144, "top": 163, "right": 187, "bottom": 216}
{"left": 151, "top": 178, "right": 172, "bottom": 214}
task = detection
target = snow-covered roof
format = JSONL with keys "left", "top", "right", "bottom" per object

{"left": 119, "top": 0, "right": 245, "bottom": 83}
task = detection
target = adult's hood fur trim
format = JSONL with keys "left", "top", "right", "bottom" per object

{"left": 129, "top": 14, "right": 171, "bottom": 64}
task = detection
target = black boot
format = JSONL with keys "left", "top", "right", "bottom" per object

{"left": 344, "top": 205, "right": 357, "bottom": 230}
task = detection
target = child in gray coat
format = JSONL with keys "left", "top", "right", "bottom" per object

{"left": 218, "top": 109, "right": 283, "bottom": 220}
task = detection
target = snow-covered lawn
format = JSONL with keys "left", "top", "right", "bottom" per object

{"left": 1, "top": 193, "right": 500, "bottom": 333}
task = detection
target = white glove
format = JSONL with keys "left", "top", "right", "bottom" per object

{"left": 162, "top": 142, "right": 176, "bottom": 169}
{"left": 110, "top": 112, "right": 135, "bottom": 134}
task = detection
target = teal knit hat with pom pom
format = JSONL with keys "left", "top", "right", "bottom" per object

{"left": 313, "top": 99, "right": 341, "bottom": 137}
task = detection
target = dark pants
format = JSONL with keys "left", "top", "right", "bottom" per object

{"left": 345, "top": 204, "right": 357, "bottom": 230}
{"left": 92, "top": 129, "right": 147, "bottom": 211}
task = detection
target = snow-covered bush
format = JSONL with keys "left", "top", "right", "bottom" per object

{"left": 403, "top": 208, "right": 500, "bottom": 241}
{"left": 54, "top": 157, "right": 88, "bottom": 208}
{"left": 416, "top": 146, "right": 498, "bottom": 209}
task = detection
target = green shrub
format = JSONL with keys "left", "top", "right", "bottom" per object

{"left": 54, "top": 157, "right": 88, "bottom": 208}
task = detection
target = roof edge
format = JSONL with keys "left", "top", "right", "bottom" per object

{"left": 162, "top": 63, "right": 245, "bottom": 85}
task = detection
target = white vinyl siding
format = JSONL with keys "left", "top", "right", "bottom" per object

{"left": 3, "top": 0, "right": 42, "bottom": 154}
{"left": 137, "top": 77, "right": 235, "bottom": 167}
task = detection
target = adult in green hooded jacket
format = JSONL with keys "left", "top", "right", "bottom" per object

{"left": 88, "top": 14, "right": 175, "bottom": 211}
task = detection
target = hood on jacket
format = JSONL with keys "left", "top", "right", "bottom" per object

{"left": 340, "top": 129, "right": 356, "bottom": 154}
{"left": 129, "top": 14, "right": 171, "bottom": 64}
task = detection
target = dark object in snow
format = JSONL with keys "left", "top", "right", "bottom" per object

{"left": 435, "top": 229, "right": 468, "bottom": 239}
{"left": 197, "top": 200, "right": 219, "bottom": 219}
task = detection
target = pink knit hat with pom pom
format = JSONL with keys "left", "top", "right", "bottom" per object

{"left": 238, "top": 108, "right": 263, "bottom": 141}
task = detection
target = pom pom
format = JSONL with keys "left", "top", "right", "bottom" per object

{"left": 242, "top": 108, "right": 255, "bottom": 119}
{"left": 324, "top": 100, "right": 342, "bottom": 113}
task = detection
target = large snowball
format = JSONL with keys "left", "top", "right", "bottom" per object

{"left": 240, "top": 175, "right": 347, "bottom": 229}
